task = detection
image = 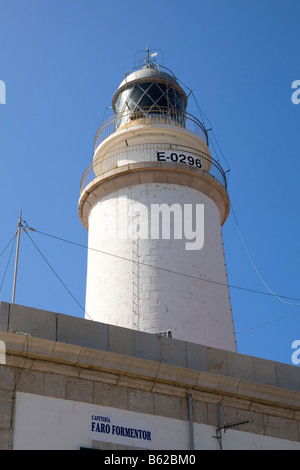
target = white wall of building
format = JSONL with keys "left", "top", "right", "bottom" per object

{"left": 13, "top": 393, "right": 300, "bottom": 450}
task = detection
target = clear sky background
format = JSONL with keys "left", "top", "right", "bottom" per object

{"left": 0, "top": 0, "right": 299, "bottom": 365}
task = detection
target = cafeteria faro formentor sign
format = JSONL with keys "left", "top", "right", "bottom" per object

{"left": 89, "top": 413, "right": 153, "bottom": 448}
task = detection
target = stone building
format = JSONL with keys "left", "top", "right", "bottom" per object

{"left": 1, "top": 302, "right": 300, "bottom": 450}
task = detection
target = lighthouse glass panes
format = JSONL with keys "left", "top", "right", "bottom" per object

{"left": 113, "top": 81, "right": 186, "bottom": 129}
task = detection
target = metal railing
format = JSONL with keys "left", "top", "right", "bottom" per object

{"left": 80, "top": 143, "right": 227, "bottom": 194}
{"left": 94, "top": 107, "right": 209, "bottom": 150}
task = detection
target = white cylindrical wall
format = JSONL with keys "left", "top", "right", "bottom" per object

{"left": 85, "top": 182, "right": 236, "bottom": 352}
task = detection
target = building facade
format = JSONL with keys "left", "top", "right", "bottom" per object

{"left": 1, "top": 302, "right": 300, "bottom": 450}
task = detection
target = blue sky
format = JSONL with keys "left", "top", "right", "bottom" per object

{"left": 0, "top": 0, "right": 299, "bottom": 365}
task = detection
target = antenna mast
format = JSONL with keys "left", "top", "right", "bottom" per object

{"left": 12, "top": 210, "right": 22, "bottom": 304}
{"left": 144, "top": 44, "right": 157, "bottom": 66}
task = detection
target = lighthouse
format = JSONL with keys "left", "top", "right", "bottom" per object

{"left": 78, "top": 51, "right": 236, "bottom": 352}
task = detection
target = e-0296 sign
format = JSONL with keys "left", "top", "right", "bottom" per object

{"left": 157, "top": 151, "right": 202, "bottom": 169}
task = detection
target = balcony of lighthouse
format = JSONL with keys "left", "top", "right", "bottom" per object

{"left": 79, "top": 106, "right": 228, "bottom": 201}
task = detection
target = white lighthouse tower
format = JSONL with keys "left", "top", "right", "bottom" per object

{"left": 79, "top": 51, "right": 236, "bottom": 352}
